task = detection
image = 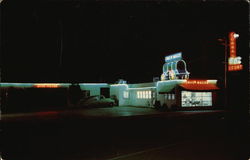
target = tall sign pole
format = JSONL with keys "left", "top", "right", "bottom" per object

{"left": 226, "top": 32, "right": 241, "bottom": 110}
{"left": 224, "top": 38, "right": 228, "bottom": 109}
{"left": 224, "top": 38, "right": 228, "bottom": 89}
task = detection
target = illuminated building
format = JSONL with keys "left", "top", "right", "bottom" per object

{"left": 0, "top": 53, "right": 220, "bottom": 110}
{"left": 110, "top": 53, "right": 219, "bottom": 109}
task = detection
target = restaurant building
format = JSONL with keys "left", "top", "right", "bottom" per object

{"left": 110, "top": 52, "right": 220, "bottom": 109}
{"left": 0, "top": 52, "right": 220, "bottom": 111}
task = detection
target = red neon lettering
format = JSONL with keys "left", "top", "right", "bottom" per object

{"left": 228, "top": 64, "right": 243, "bottom": 71}
{"left": 229, "top": 32, "right": 237, "bottom": 58}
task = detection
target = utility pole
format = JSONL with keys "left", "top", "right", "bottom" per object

{"left": 224, "top": 38, "right": 228, "bottom": 109}
{"left": 218, "top": 37, "right": 228, "bottom": 109}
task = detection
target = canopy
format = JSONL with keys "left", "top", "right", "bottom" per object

{"left": 180, "top": 83, "right": 219, "bottom": 91}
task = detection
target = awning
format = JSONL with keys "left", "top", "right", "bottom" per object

{"left": 180, "top": 83, "right": 219, "bottom": 91}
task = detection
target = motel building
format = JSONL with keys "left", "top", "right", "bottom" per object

{"left": 0, "top": 52, "right": 220, "bottom": 111}
{"left": 110, "top": 52, "right": 220, "bottom": 110}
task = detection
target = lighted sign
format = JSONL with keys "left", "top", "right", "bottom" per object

{"left": 228, "top": 64, "right": 243, "bottom": 71}
{"left": 34, "top": 83, "right": 60, "bottom": 88}
{"left": 186, "top": 80, "right": 208, "bottom": 85}
{"left": 165, "top": 52, "right": 182, "bottom": 63}
{"left": 228, "top": 32, "right": 242, "bottom": 71}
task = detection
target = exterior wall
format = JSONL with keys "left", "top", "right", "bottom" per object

{"left": 175, "top": 87, "right": 182, "bottom": 107}
{"left": 110, "top": 83, "right": 156, "bottom": 107}
{"left": 110, "top": 84, "right": 128, "bottom": 106}
{"left": 127, "top": 89, "right": 155, "bottom": 107}
{"left": 79, "top": 83, "right": 109, "bottom": 97}
{"left": 156, "top": 92, "right": 177, "bottom": 109}
{"left": 212, "top": 92, "right": 217, "bottom": 107}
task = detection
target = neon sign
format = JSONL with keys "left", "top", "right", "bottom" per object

{"left": 34, "top": 83, "right": 60, "bottom": 88}
{"left": 228, "top": 32, "right": 242, "bottom": 71}
{"left": 165, "top": 52, "right": 182, "bottom": 63}
{"left": 186, "top": 80, "right": 208, "bottom": 85}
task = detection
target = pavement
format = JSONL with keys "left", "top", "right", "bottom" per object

{"left": 1, "top": 106, "right": 227, "bottom": 122}
{"left": 1, "top": 106, "right": 249, "bottom": 160}
{"left": 106, "top": 136, "right": 233, "bottom": 160}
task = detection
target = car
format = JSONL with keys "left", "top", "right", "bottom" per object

{"left": 77, "top": 95, "right": 115, "bottom": 108}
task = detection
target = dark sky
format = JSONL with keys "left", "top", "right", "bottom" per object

{"left": 1, "top": 0, "right": 249, "bottom": 83}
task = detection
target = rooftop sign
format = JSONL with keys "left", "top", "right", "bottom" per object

{"left": 165, "top": 52, "right": 182, "bottom": 63}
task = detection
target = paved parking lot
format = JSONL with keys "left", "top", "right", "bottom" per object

{"left": 1, "top": 106, "right": 226, "bottom": 122}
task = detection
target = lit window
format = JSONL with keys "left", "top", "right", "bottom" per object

{"left": 168, "top": 94, "right": 171, "bottom": 100}
{"left": 123, "top": 91, "right": 129, "bottom": 99}
{"left": 137, "top": 92, "right": 140, "bottom": 99}
{"left": 139, "top": 91, "right": 142, "bottom": 99}
{"left": 181, "top": 91, "right": 212, "bottom": 107}
{"left": 145, "top": 91, "right": 149, "bottom": 99}
{"left": 149, "top": 91, "right": 152, "bottom": 99}
{"left": 172, "top": 94, "right": 175, "bottom": 100}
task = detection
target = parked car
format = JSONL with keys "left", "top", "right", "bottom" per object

{"left": 77, "top": 95, "right": 115, "bottom": 108}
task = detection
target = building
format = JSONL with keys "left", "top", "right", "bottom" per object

{"left": 0, "top": 52, "right": 220, "bottom": 111}
{"left": 110, "top": 79, "right": 219, "bottom": 109}
{"left": 110, "top": 52, "right": 220, "bottom": 109}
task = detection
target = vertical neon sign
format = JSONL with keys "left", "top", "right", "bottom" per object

{"left": 228, "top": 32, "right": 243, "bottom": 71}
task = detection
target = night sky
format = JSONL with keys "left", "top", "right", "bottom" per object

{"left": 1, "top": 1, "right": 249, "bottom": 83}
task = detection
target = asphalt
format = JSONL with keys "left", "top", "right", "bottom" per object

{"left": 1, "top": 106, "right": 227, "bottom": 122}
{"left": 1, "top": 106, "right": 249, "bottom": 160}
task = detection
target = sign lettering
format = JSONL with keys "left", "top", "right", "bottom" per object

{"left": 165, "top": 52, "right": 182, "bottom": 63}
{"left": 228, "top": 32, "right": 242, "bottom": 71}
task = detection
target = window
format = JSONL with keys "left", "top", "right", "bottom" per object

{"left": 172, "top": 94, "right": 175, "bottom": 100}
{"left": 152, "top": 92, "right": 155, "bottom": 98}
{"left": 123, "top": 91, "right": 129, "bottom": 99}
{"left": 145, "top": 91, "right": 149, "bottom": 99}
{"left": 168, "top": 94, "right": 171, "bottom": 100}
{"left": 142, "top": 91, "right": 146, "bottom": 99}
{"left": 136, "top": 90, "right": 152, "bottom": 99}
{"left": 181, "top": 91, "right": 212, "bottom": 107}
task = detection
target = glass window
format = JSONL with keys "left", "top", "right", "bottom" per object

{"left": 137, "top": 92, "right": 140, "bottom": 99}
{"left": 172, "top": 94, "right": 175, "bottom": 100}
{"left": 123, "top": 91, "right": 129, "bottom": 99}
{"left": 168, "top": 94, "right": 171, "bottom": 100}
{"left": 145, "top": 91, "right": 148, "bottom": 99}
{"left": 181, "top": 91, "right": 212, "bottom": 107}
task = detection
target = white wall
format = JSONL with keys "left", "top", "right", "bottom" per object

{"left": 127, "top": 89, "right": 155, "bottom": 107}
{"left": 79, "top": 83, "right": 109, "bottom": 96}
{"left": 110, "top": 84, "right": 128, "bottom": 106}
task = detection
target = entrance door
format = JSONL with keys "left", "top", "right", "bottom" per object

{"left": 100, "top": 88, "right": 110, "bottom": 98}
